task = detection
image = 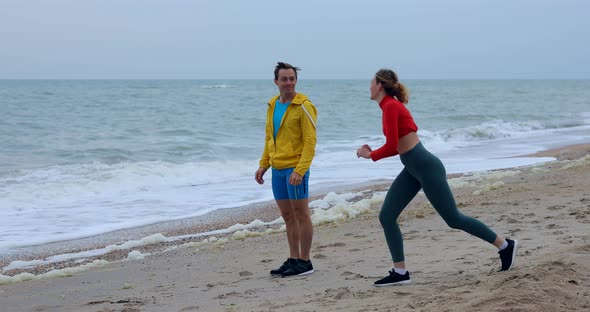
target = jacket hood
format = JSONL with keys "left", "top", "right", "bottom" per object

{"left": 268, "top": 93, "right": 310, "bottom": 106}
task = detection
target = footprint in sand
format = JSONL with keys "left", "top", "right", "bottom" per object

{"left": 314, "top": 253, "right": 328, "bottom": 259}
{"left": 202, "top": 282, "right": 225, "bottom": 291}
{"left": 546, "top": 223, "right": 563, "bottom": 229}
{"left": 313, "top": 242, "right": 346, "bottom": 252}
{"left": 508, "top": 228, "right": 521, "bottom": 236}
{"left": 214, "top": 291, "right": 241, "bottom": 299}
{"left": 569, "top": 208, "right": 590, "bottom": 220}
{"left": 323, "top": 287, "right": 375, "bottom": 300}
{"left": 559, "top": 236, "right": 574, "bottom": 244}
{"left": 239, "top": 271, "right": 253, "bottom": 277}
{"left": 244, "top": 288, "right": 262, "bottom": 296}
{"left": 341, "top": 271, "right": 365, "bottom": 280}
{"left": 505, "top": 218, "right": 519, "bottom": 224}
{"left": 547, "top": 205, "right": 566, "bottom": 210}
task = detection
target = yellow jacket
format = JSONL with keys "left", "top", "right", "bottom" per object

{"left": 259, "top": 93, "right": 317, "bottom": 176}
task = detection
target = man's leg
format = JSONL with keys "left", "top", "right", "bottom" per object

{"left": 291, "top": 198, "right": 312, "bottom": 260}
{"left": 276, "top": 199, "right": 300, "bottom": 259}
{"left": 280, "top": 170, "right": 315, "bottom": 277}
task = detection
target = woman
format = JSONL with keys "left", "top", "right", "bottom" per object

{"left": 356, "top": 69, "right": 518, "bottom": 287}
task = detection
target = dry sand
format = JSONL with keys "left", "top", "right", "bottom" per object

{"left": 1, "top": 145, "right": 589, "bottom": 312}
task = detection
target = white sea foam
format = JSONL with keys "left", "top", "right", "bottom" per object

{"left": 0, "top": 260, "right": 109, "bottom": 285}
{"left": 124, "top": 250, "right": 149, "bottom": 261}
{"left": 2, "top": 234, "right": 168, "bottom": 271}
{"left": 1, "top": 189, "right": 380, "bottom": 279}
{"left": 561, "top": 154, "right": 590, "bottom": 169}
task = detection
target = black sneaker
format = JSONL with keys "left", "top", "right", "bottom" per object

{"left": 499, "top": 238, "right": 519, "bottom": 271}
{"left": 281, "top": 259, "right": 314, "bottom": 277}
{"left": 374, "top": 270, "right": 411, "bottom": 287}
{"left": 270, "top": 258, "right": 297, "bottom": 276}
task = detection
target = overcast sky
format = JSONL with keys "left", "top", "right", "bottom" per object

{"left": 1, "top": 0, "right": 588, "bottom": 79}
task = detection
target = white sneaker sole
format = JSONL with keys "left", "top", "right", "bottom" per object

{"left": 296, "top": 269, "right": 314, "bottom": 276}
{"left": 374, "top": 279, "right": 412, "bottom": 287}
{"left": 281, "top": 269, "right": 314, "bottom": 277}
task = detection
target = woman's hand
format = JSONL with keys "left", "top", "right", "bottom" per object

{"left": 356, "top": 144, "right": 372, "bottom": 159}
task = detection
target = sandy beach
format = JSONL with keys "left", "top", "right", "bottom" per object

{"left": 1, "top": 144, "right": 590, "bottom": 312}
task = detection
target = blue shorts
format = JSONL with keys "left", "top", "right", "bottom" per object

{"left": 271, "top": 168, "right": 310, "bottom": 200}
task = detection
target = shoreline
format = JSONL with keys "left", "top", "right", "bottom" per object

{"left": 1, "top": 143, "right": 589, "bottom": 311}
{"left": 0, "top": 179, "right": 390, "bottom": 261}
{"left": 1, "top": 143, "right": 589, "bottom": 275}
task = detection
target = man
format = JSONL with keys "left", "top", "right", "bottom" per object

{"left": 255, "top": 62, "right": 318, "bottom": 277}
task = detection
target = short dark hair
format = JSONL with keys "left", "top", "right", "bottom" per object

{"left": 274, "top": 62, "right": 300, "bottom": 80}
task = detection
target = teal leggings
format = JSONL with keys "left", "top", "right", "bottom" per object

{"left": 380, "top": 142, "right": 497, "bottom": 262}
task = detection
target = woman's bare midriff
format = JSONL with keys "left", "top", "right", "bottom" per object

{"left": 398, "top": 132, "right": 420, "bottom": 155}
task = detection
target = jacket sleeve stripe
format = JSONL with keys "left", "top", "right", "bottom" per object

{"left": 301, "top": 103, "right": 316, "bottom": 129}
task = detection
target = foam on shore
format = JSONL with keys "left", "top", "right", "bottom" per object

{"left": 2, "top": 148, "right": 589, "bottom": 286}
{"left": 0, "top": 190, "right": 385, "bottom": 284}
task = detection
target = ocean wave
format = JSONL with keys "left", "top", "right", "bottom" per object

{"left": 345, "top": 120, "right": 569, "bottom": 153}
{"left": 200, "top": 84, "right": 229, "bottom": 89}
{"left": 420, "top": 120, "right": 564, "bottom": 145}
{"left": 0, "top": 160, "right": 254, "bottom": 210}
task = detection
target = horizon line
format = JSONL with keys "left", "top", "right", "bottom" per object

{"left": 1, "top": 77, "right": 589, "bottom": 81}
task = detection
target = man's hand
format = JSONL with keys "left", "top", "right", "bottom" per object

{"left": 255, "top": 167, "right": 268, "bottom": 184}
{"left": 289, "top": 171, "right": 303, "bottom": 185}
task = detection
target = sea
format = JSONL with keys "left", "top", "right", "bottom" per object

{"left": 1, "top": 79, "right": 589, "bottom": 254}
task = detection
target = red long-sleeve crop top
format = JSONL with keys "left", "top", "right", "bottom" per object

{"left": 370, "top": 96, "right": 418, "bottom": 161}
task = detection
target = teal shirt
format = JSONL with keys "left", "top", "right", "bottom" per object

{"left": 273, "top": 98, "right": 290, "bottom": 139}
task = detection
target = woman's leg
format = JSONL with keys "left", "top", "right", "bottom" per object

{"left": 379, "top": 168, "right": 422, "bottom": 264}
{"left": 417, "top": 158, "right": 498, "bottom": 244}
{"left": 399, "top": 143, "right": 518, "bottom": 271}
